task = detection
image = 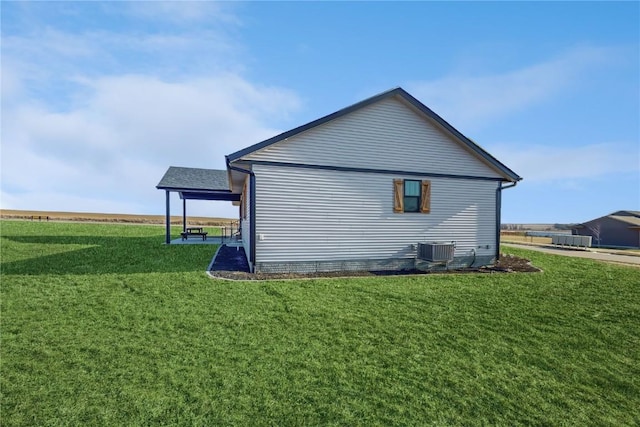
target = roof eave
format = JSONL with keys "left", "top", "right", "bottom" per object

{"left": 156, "top": 185, "right": 235, "bottom": 194}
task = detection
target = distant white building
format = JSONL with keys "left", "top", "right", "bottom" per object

{"left": 160, "top": 88, "right": 522, "bottom": 273}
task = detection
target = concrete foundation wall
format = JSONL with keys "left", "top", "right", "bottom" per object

{"left": 254, "top": 255, "right": 496, "bottom": 274}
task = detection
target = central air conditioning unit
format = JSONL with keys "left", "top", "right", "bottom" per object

{"left": 417, "top": 242, "right": 455, "bottom": 262}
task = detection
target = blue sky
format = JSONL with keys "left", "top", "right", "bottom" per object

{"left": 2, "top": 1, "right": 638, "bottom": 223}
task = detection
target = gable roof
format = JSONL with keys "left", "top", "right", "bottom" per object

{"left": 574, "top": 211, "right": 640, "bottom": 229}
{"left": 226, "top": 87, "right": 522, "bottom": 182}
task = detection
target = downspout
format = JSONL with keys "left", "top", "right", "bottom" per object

{"left": 226, "top": 157, "right": 256, "bottom": 272}
{"left": 496, "top": 181, "right": 518, "bottom": 260}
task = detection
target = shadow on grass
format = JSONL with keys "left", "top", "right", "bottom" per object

{"left": 1, "top": 234, "right": 218, "bottom": 276}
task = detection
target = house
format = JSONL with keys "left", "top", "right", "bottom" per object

{"left": 158, "top": 87, "right": 522, "bottom": 273}
{"left": 572, "top": 211, "right": 640, "bottom": 249}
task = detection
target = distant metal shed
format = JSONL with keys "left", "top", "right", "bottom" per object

{"left": 572, "top": 210, "right": 640, "bottom": 248}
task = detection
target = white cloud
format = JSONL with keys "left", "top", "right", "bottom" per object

{"left": 0, "top": 61, "right": 24, "bottom": 101}
{"left": 489, "top": 142, "right": 639, "bottom": 184}
{"left": 3, "top": 28, "right": 94, "bottom": 59}
{"left": 1, "top": 75, "right": 300, "bottom": 218}
{"left": 125, "top": 1, "right": 239, "bottom": 25}
{"left": 1, "top": 2, "right": 300, "bottom": 218}
{"left": 1, "top": 3, "right": 244, "bottom": 106}
{"left": 3, "top": 27, "right": 240, "bottom": 88}
{"left": 408, "top": 46, "right": 616, "bottom": 131}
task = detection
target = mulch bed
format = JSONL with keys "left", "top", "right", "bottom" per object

{"left": 209, "top": 252, "right": 541, "bottom": 281}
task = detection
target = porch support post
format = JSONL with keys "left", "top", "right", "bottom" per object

{"left": 165, "top": 190, "right": 171, "bottom": 244}
{"left": 182, "top": 197, "right": 186, "bottom": 232}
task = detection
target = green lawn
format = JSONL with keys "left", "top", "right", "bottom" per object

{"left": 1, "top": 220, "right": 639, "bottom": 426}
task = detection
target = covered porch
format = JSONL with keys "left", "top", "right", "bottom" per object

{"left": 156, "top": 166, "right": 241, "bottom": 244}
{"left": 167, "top": 234, "right": 243, "bottom": 246}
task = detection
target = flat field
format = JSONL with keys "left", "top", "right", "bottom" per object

{"left": 1, "top": 220, "right": 639, "bottom": 426}
{"left": 500, "top": 232, "right": 552, "bottom": 245}
{"left": 0, "top": 209, "right": 233, "bottom": 226}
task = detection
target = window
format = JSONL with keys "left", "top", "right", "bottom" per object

{"left": 393, "top": 179, "right": 431, "bottom": 213}
{"left": 404, "top": 180, "right": 421, "bottom": 212}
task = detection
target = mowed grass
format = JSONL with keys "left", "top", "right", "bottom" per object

{"left": 1, "top": 221, "right": 639, "bottom": 426}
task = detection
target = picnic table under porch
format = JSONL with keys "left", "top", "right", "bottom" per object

{"left": 181, "top": 227, "right": 208, "bottom": 241}
{"left": 156, "top": 166, "right": 242, "bottom": 245}
{"left": 169, "top": 224, "right": 241, "bottom": 245}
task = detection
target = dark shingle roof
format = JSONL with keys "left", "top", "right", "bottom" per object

{"left": 156, "top": 166, "right": 229, "bottom": 191}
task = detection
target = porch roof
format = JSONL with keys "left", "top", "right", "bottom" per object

{"left": 156, "top": 166, "right": 240, "bottom": 201}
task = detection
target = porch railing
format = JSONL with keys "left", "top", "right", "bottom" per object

{"left": 221, "top": 220, "right": 241, "bottom": 243}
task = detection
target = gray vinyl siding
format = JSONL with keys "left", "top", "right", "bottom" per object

{"left": 243, "top": 97, "right": 503, "bottom": 179}
{"left": 253, "top": 164, "right": 498, "bottom": 264}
